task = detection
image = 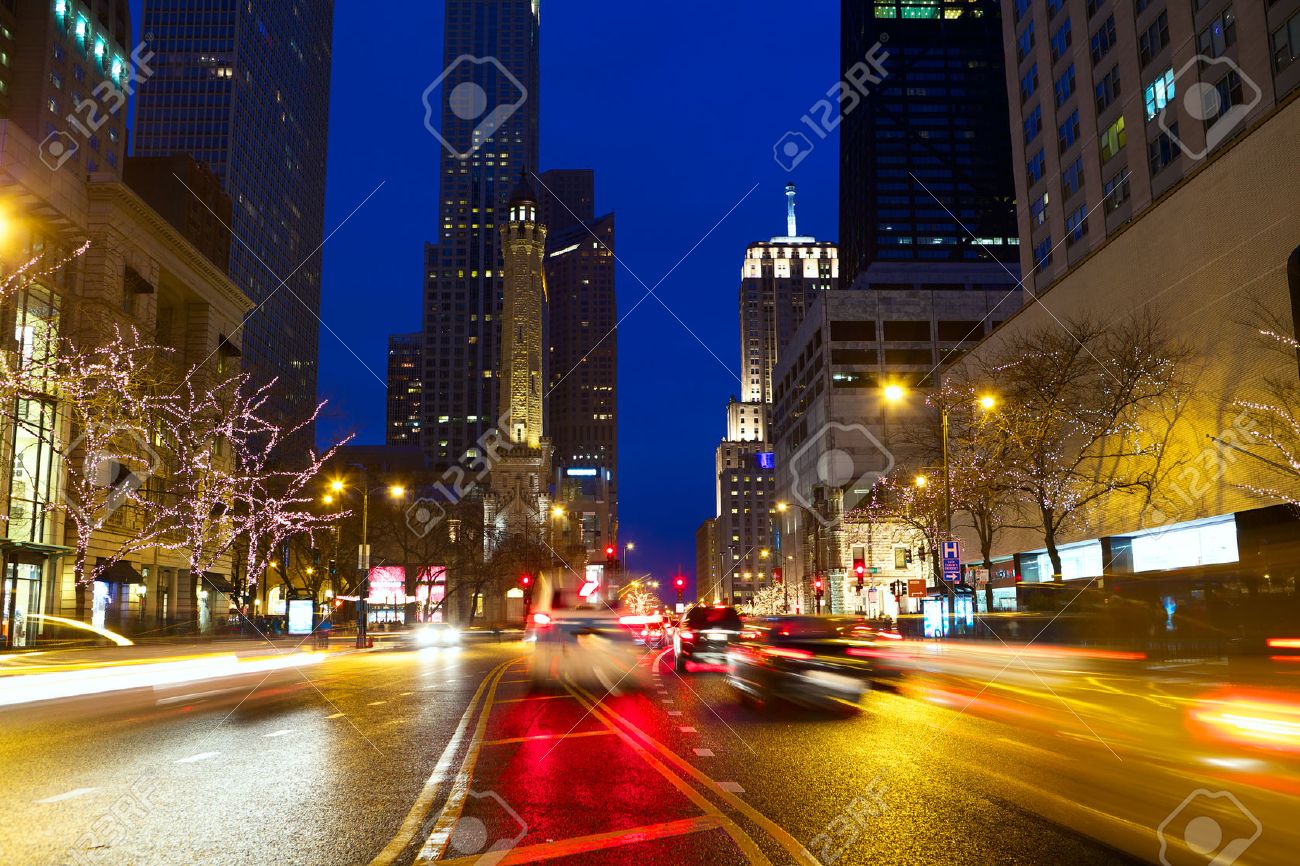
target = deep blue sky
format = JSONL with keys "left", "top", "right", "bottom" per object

{"left": 134, "top": 1, "right": 841, "bottom": 590}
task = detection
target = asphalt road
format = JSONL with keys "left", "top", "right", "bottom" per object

{"left": 1, "top": 638, "right": 1296, "bottom": 865}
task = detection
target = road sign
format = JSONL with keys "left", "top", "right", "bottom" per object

{"left": 970, "top": 567, "right": 990, "bottom": 587}
{"left": 907, "top": 579, "right": 926, "bottom": 598}
{"left": 941, "top": 541, "right": 961, "bottom": 582}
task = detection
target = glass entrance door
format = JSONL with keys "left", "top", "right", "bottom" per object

{"left": 2, "top": 563, "right": 43, "bottom": 648}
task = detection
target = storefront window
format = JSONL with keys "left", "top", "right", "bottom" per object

{"left": 7, "top": 286, "right": 61, "bottom": 546}
{"left": 1131, "top": 517, "right": 1238, "bottom": 572}
{"left": 1, "top": 563, "right": 42, "bottom": 647}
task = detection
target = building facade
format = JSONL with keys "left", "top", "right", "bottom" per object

{"left": 840, "top": 0, "right": 1020, "bottom": 287}
{"left": 0, "top": 117, "right": 252, "bottom": 646}
{"left": 537, "top": 168, "right": 618, "bottom": 551}
{"left": 1003, "top": 0, "right": 1300, "bottom": 290}
{"left": 134, "top": 0, "right": 335, "bottom": 447}
{"left": 421, "top": 0, "right": 541, "bottom": 468}
{"left": 952, "top": 78, "right": 1300, "bottom": 618}
{"left": 386, "top": 332, "right": 422, "bottom": 447}
{"left": 770, "top": 285, "right": 1022, "bottom": 613}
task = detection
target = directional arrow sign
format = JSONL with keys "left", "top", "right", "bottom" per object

{"left": 579, "top": 564, "right": 602, "bottom": 600}
{"left": 941, "top": 541, "right": 961, "bottom": 583}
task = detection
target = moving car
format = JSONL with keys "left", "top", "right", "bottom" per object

{"left": 410, "top": 622, "right": 461, "bottom": 648}
{"left": 726, "top": 615, "right": 875, "bottom": 712}
{"left": 528, "top": 576, "right": 647, "bottom": 693}
{"left": 673, "top": 604, "right": 743, "bottom": 672}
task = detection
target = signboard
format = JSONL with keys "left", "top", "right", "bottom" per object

{"left": 907, "top": 579, "right": 927, "bottom": 598}
{"left": 566, "top": 467, "right": 598, "bottom": 476}
{"left": 579, "top": 563, "right": 603, "bottom": 600}
{"left": 756, "top": 452, "right": 775, "bottom": 470}
{"left": 941, "top": 541, "right": 961, "bottom": 583}
{"left": 287, "top": 599, "right": 314, "bottom": 635}
{"left": 969, "top": 567, "right": 990, "bottom": 587}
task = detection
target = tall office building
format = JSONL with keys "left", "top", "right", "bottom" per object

{"left": 386, "top": 332, "right": 422, "bottom": 447}
{"left": 134, "top": 1, "right": 335, "bottom": 445}
{"left": 1004, "top": 0, "right": 1300, "bottom": 291}
{"left": 421, "top": 0, "right": 541, "bottom": 468}
{"left": 840, "top": 0, "right": 1020, "bottom": 287}
{"left": 7, "top": 0, "right": 132, "bottom": 178}
{"left": 537, "top": 169, "right": 618, "bottom": 548}
{"left": 740, "top": 183, "right": 838, "bottom": 408}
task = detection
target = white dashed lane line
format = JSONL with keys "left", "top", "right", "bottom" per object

{"left": 367, "top": 700, "right": 387, "bottom": 706}
{"left": 717, "top": 781, "right": 745, "bottom": 793}
{"left": 264, "top": 729, "right": 293, "bottom": 738}
{"left": 679, "top": 726, "right": 697, "bottom": 733}
{"left": 693, "top": 748, "right": 715, "bottom": 757}
{"left": 35, "top": 788, "right": 97, "bottom": 804}
{"left": 325, "top": 713, "right": 345, "bottom": 719}
{"left": 175, "top": 752, "right": 220, "bottom": 764}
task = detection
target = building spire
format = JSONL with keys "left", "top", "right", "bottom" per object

{"left": 785, "top": 182, "right": 798, "bottom": 238}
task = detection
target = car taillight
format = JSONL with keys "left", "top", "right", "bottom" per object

{"left": 876, "top": 630, "right": 903, "bottom": 641}
{"left": 679, "top": 629, "right": 694, "bottom": 641}
{"left": 845, "top": 647, "right": 877, "bottom": 657}
{"left": 1267, "top": 638, "right": 1300, "bottom": 649}
{"left": 532, "top": 612, "right": 552, "bottom": 626}
{"left": 740, "top": 630, "right": 760, "bottom": 639}
{"left": 763, "top": 647, "right": 813, "bottom": 660}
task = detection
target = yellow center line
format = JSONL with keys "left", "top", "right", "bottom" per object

{"left": 415, "top": 659, "right": 519, "bottom": 863}
{"left": 433, "top": 815, "right": 726, "bottom": 866}
{"left": 367, "top": 656, "right": 519, "bottom": 866}
{"left": 494, "top": 694, "right": 576, "bottom": 704}
{"left": 481, "top": 729, "right": 616, "bottom": 747}
{"left": 563, "top": 682, "right": 773, "bottom": 865}
{"left": 569, "top": 681, "right": 818, "bottom": 866}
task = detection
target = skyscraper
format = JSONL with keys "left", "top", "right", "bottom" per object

{"left": 537, "top": 169, "right": 618, "bottom": 548}
{"left": 386, "top": 333, "right": 422, "bottom": 447}
{"left": 840, "top": 0, "right": 1020, "bottom": 286}
{"left": 134, "top": 1, "right": 335, "bottom": 443}
{"left": 1003, "top": 0, "right": 1300, "bottom": 292}
{"left": 421, "top": 0, "right": 541, "bottom": 468}
{"left": 740, "top": 183, "right": 838, "bottom": 409}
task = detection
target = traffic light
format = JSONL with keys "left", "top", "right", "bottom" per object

{"left": 605, "top": 544, "right": 616, "bottom": 558}
{"left": 674, "top": 574, "right": 685, "bottom": 602}
{"left": 518, "top": 573, "right": 532, "bottom": 589}
{"left": 904, "top": 549, "right": 913, "bottom": 566}
{"left": 814, "top": 576, "right": 824, "bottom": 597}
{"left": 853, "top": 558, "right": 866, "bottom": 589}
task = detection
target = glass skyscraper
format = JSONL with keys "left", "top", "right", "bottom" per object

{"left": 840, "top": 0, "right": 1019, "bottom": 286}
{"left": 421, "top": 0, "right": 541, "bottom": 468}
{"left": 133, "top": 0, "right": 335, "bottom": 445}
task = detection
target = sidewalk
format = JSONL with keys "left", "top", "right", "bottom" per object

{"left": 0, "top": 636, "right": 374, "bottom": 677}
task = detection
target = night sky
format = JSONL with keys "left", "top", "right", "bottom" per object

{"left": 133, "top": 1, "right": 841, "bottom": 593}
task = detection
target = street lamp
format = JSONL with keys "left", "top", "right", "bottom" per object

{"left": 328, "top": 475, "right": 405, "bottom": 648}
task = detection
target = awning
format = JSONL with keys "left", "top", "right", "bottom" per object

{"left": 97, "top": 560, "right": 142, "bottom": 583}
{"left": 198, "top": 571, "right": 236, "bottom": 594}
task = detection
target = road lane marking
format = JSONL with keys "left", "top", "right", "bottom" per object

{"left": 415, "top": 661, "right": 517, "bottom": 863}
{"left": 36, "top": 788, "right": 97, "bottom": 803}
{"left": 264, "top": 729, "right": 292, "bottom": 738}
{"left": 693, "top": 748, "right": 715, "bottom": 757}
{"left": 434, "top": 815, "right": 725, "bottom": 866}
{"left": 367, "top": 700, "right": 387, "bottom": 706}
{"left": 367, "top": 657, "right": 518, "bottom": 866}
{"left": 564, "top": 683, "right": 773, "bottom": 865}
{"left": 496, "top": 694, "right": 571, "bottom": 704}
{"left": 400, "top": 691, "right": 413, "bottom": 696}
{"left": 717, "top": 782, "right": 745, "bottom": 793}
{"left": 325, "top": 712, "right": 345, "bottom": 719}
{"left": 680, "top": 726, "right": 697, "bottom": 733}
{"left": 175, "top": 752, "right": 220, "bottom": 764}
{"left": 482, "top": 729, "right": 616, "bottom": 747}
{"left": 667, "top": 711, "right": 682, "bottom": 716}
{"left": 569, "top": 682, "right": 817, "bottom": 865}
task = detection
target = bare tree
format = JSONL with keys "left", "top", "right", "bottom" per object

{"left": 982, "top": 314, "right": 1187, "bottom": 578}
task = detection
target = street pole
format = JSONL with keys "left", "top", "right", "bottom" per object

{"left": 941, "top": 403, "right": 958, "bottom": 635}
{"left": 356, "top": 484, "right": 370, "bottom": 649}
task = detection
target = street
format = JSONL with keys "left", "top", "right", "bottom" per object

{"left": 4, "top": 638, "right": 1295, "bottom": 865}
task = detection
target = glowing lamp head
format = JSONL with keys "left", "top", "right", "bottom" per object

{"left": 329, "top": 479, "right": 345, "bottom": 493}
{"left": 978, "top": 394, "right": 997, "bottom": 411}
{"left": 883, "top": 384, "right": 906, "bottom": 403}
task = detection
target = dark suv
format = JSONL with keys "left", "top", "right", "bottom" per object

{"left": 673, "top": 605, "right": 743, "bottom": 671}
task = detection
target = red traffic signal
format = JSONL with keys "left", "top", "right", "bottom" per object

{"left": 853, "top": 558, "right": 866, "bottom": 577}
{"left": 519, "top": 574, "right": 532, "bottom": 588}
{"left": 674, "top": 576, "right": 685, "bottom": 590}
{"left": 814, "top": 576, "right": 824, "bottom": 594}
{"left": 604, "top": 544, "right": 616, "bottom": 558}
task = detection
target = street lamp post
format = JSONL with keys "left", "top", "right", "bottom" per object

{"left": 329, "top": 476, "right": 404, "bottom": 649}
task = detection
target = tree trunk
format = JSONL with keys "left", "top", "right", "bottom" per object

{"left": 1042, "top": 507, "right": 1064, "bottom": 580}
{"left": 982, "top": 552, "right": 995, "bottom": 614}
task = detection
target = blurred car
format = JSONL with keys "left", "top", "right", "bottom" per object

{"left": 529, "top": 577, "right": 648, "bottom": 693}
{"left": 828, "top": 616, "right": 907, "bottom": 691}
{"left": 726, "top": 616, "right": 876, "bottom": 712}
{"left": 410, "top": 622, "right": 461, "bottom": 648}
{"left": 674, "top": 605, "right": 743, "bottom": 672}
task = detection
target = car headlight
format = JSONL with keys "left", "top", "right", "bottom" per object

{"left": 415, "top": 629, "right": 438, "bottom": 647}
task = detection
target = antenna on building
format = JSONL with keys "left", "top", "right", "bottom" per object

{"left": 785, "top": 182, "right": 798, "bottom": 238}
